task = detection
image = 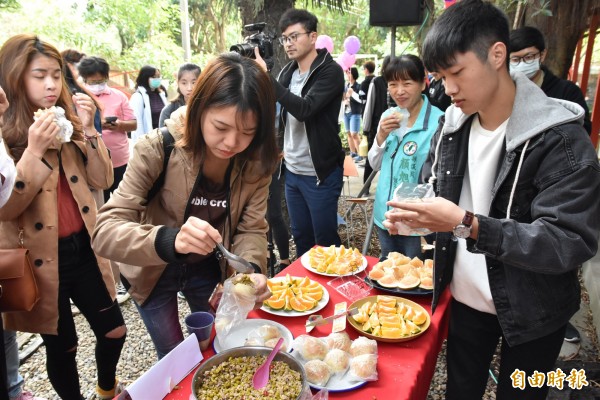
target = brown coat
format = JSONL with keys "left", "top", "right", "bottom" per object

{"left": 0, "top": 138, "right": 115, "bottom": 335}
{"left": 91, "top": 108, "right": 270, "bottom": 305}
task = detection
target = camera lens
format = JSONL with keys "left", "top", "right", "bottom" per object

{"left": 230, "top": 43, "right": 256, "bottom": 58}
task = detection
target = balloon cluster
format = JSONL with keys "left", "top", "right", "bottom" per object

{"left": 315, "top": 34, "right": 361, "bottom": 71}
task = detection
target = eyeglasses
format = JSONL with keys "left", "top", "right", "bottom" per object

{"left": 278, "top": 32, "right": 311, "bottom": 45}
{"left": 85, "top": 79, "right": 107, "bottom": 85}
{"left": 509, "top": 52, "right": 541, "bottom": 66}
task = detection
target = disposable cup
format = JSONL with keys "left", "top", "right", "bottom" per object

{"left": 185, "top": 311, "right": 215, "bottom": 351}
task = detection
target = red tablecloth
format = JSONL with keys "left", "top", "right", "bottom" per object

{"left": 165, "top": 256, "right": 451, "bottom": 400}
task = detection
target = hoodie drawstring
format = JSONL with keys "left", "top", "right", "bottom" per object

{"left": 506, "top": 139, "right": 530, "bottom": 219}
{"left": 428, "top": 133, "right": 444, "bottom": 185}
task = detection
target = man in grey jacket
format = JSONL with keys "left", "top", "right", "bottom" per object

{"left": 384, "top": 1, "right": 600, "bottom": 399}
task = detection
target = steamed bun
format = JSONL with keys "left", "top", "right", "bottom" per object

{"left": 298, "top": 335, "right": 328, "bottom": 361}
{"left": 264, "top": 338, "right": 287, "bottom": 352}
{"left": 349, "top": 353, "right": 378, "bottom": 381}
{"left": 324, "top": 331, "right": 352, "bottom": 352}
{"left": 324, "top": 348, "right": 350, "bottom": 373}
{"left": 304, "top": 359, "right": 331, "bottom": 386}
{"left": 349, "top": 336, "right": 378, "bottom": 357}
{"left": 258, "top": 324, "right": 281, "bottom": 341}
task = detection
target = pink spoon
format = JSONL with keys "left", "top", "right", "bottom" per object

{"left": 252, "top": 337, "right": 284, "bottom": 390}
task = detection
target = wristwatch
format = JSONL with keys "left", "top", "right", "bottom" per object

{"left": 452, "top": 210, "right": 474, "bottom": 239}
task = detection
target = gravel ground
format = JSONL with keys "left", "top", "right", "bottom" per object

{"left": 17, "top": 198, "right": 599, "bottom": 399}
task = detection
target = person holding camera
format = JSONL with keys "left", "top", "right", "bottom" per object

{"left": 255, "top": 8, "right": 345, "bottom": 258}
{"left": 77, "top": 56, "right": 137, "bottom": 202}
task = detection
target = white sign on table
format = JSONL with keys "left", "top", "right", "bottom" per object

{"left": 123, "top": 334, "right": 203, "bottom": 399}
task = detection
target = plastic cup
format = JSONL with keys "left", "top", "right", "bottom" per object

{"left": 185, "top": 311, "right": 215, "bottom": 351}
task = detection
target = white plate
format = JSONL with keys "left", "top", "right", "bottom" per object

{"left": 291, "top": 351, "right": 367, "bottom": 392}
{"left": 260, "top": 277, "right": 329, "bottom": 317}
{"left": 213, "top": 319, "right": 294, "bottom": 353}
{"left": 300, "top": 248, "right": 368, "bottom": 277}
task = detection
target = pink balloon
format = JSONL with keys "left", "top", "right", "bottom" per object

{"left": 340, "top": 51, "right": 356, "bottom": 70}
{"left": 315, "top": 35, "right": 334, "bottom": 53}
{"left": 344, "top": 36, "right": 361, "bottom": 55}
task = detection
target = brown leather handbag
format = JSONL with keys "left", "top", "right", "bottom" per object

{"left": 0, "top": 224, "right": 40, "bottom": 312}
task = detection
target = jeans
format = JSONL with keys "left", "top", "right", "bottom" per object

{"left": 135, "top": 260, "right": 220, "bottom": 360}
{"left": 375, "top": 225, "right": 422, "bottom": 260}
{"left": 41, "top": 230, "right": 125, "bottom": 400}
{"left": 446, "top": 299, "right": 566, "bottom": 400}
{"left": 3, "top": 331, "right": 22, "bottom": 399}
{"left": 285, "top": 167, "right": 343, "bottom": 257}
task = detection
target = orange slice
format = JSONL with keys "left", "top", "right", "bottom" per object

{"left": 264, "top": 297, "right": 285, "bottom": 310}
{"left": 289, "top": 297, "right": 308, "bottom": 312}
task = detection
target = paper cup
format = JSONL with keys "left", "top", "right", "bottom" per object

{"left": 185, "top": 311, "right": 215, "bottom": 351}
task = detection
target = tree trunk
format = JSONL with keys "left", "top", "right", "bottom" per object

{"left": 518, "top": 0, "right": 598, "bottom": 79}
{"left": 238, "top": 0, "right": 294, "bottom": 76}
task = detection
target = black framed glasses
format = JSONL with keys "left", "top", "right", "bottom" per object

{"left": 509, "top": 52, "right": 541, "bottom": 66}
{"left": 278, "top": 32, "right": 311, "bottom": 45}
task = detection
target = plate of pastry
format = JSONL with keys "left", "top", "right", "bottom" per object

{"left": 213, "top": 319, "right": 294, "bottom": 353}
{"left": 300, "top": 245, "right": 368, "bottom": 277}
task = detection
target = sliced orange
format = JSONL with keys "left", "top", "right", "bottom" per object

{"left": 298, "top": 297, "right": 317, "bottom": 309}
{"left": 289, "top": 297, "right": 308, "bottom": 312}
{"left": 381, "top": 327, "right": 403, "bottom": 338}
{"left": 304, "top": 289, "right": 323, "bottom": 301}
{"left": 380, "top": 316, "right": 402, "bottom": 328}
{"left": 371, "top": 325, "right": 382, "bottom": 337}
{"left": 264, "top": 297, "right": 286, "bottom": 310}
{"left": 352, "top": 310, "right": 369, "bottom": 324}
{"left": 411, "top": 310, "right": 428, "bottom": 325}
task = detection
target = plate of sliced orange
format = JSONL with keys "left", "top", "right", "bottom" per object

{"left": 261, "top": 275, "right": 330, "bottom": 317}
{"left": 347, "top": 295, "right": 430, "bottom": 342}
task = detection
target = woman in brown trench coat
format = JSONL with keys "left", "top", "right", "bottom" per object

{"left": 0, "top": 35, "right": 126, "bottom": 400}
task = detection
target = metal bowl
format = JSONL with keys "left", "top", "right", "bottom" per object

{"left": 191, "top": 346, "right": 307, "bottom": 399}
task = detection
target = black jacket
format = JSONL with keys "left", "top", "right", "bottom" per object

{"left": 541, "top": 65, "right": 591, "bottom": 135}
{"left": 273, "top": 49, "right": 345, "bottom": 183}
{"left": 421, "top": 74, "right": 600, "bottom": 346}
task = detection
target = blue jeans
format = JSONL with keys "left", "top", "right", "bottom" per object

{"left": 3, "top": 330, "right": 22, "bottom": 399}
{"left": 376, "top": 225, "right": 422, "bottom": 260}
{"left": 135, "top": 260, "right": 220, "bottom": 360}
{"left": 285, "top": 167, "right": 343, "bottom": 257}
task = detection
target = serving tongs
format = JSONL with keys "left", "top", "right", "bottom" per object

{"left": 216, "top": 243, "right": 255, "bottom": 274}
{"left": 305, "top": 307, "right": 359, "bottom": 333}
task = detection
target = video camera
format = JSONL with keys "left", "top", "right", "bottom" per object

{"left": 230, "top": 22, "right": 275, "bottom": 70}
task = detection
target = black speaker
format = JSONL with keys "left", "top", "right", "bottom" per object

{"left": 369, "top": 0, "right": 424, "bottom": 27}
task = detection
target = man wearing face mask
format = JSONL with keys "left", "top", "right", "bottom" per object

{"left": 78, "top": 57, "right": 137, "bottom": 202}
{"left": 509, "top": 26, "right": 591, "bottom": 135}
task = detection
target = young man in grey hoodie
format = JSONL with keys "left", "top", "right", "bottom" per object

{"left": 384, "top": 1, "right": 600, "bottom": 399}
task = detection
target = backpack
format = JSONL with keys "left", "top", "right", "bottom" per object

{"left": 146, "top": 126, "right": 175, "bottom": 204}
